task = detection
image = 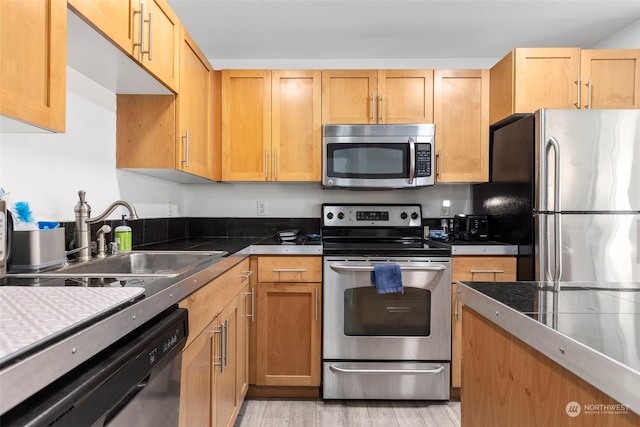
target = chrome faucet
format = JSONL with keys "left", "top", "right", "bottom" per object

{"left": 74, "top": 190, "right": 139, "bottom": 262}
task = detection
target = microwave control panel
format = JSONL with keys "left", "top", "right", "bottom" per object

{"left": 415, "top": 143, "right": 432, "bottom": 177}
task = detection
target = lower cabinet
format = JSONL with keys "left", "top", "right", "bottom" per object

{"left": 178, "top": 259, "right": 252, "bottom": 427}
{"left": 451, "top": 256, "right": 516, "bottom": 390}
{"left": 251, "top": 255, "right": 322, "bottom": 393}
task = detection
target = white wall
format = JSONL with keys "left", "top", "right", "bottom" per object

{"left": 592, "top": 19, "right": 640, "bottom": 48}
{"left": 0, "top": 68, "right": 186, "bottom": 222}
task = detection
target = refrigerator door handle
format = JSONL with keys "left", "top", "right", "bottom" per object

{"left": 545, "top": 137, "right": 562, "bottom": 281}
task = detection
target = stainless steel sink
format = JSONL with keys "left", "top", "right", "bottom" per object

{"left": 8, "top": 251, "right": 227, "bottom": 279}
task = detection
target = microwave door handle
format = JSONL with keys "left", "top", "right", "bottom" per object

{"left": 408, "top": 137, "right": 416, "bottom": 185}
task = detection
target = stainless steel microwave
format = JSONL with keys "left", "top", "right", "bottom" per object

{"left": 322, "top": 124, "right": 435, "bottom": 189}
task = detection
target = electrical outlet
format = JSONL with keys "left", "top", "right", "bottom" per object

{"left": 257, "top": 200, "right": 267, "bottom": 216}
{"left": 441, "top": 199, "right": 451, "bottom": 217}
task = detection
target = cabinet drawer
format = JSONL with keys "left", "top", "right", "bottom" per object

{"left": 257, "top": 256, "right": 322, "bottom": 283}
{"left": 452, "top": 256, "right": 516, "bottom": 282}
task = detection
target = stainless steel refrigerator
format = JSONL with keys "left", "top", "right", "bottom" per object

{"left": 473, "top": 109, "right": 640, "bottom": 282}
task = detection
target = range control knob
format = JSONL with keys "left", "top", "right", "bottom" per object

{"left": 411, "top": 212, "right": 419, "bottom": 220}
{"left": 400, "top": 212, "right": 408, "bottom": 220}
{"left": 337, "top": 212, "right": 345, "bottom": 220}
{"left": 327, "top": 212, "right": 334, "bottom": 220}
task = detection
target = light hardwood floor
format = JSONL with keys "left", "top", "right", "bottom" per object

{"left": 234, "top": 398, "right": 461, "bottom": 427}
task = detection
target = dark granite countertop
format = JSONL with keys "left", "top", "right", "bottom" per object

{"left": 457, "top": 281, "right": 640, "bottom": 415}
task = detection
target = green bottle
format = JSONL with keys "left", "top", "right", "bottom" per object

{"left": 114, "top": 215, "right": 132, "bottom": 252}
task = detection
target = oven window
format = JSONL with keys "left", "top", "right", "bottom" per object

{"left": 343, "top": 287, "right": 431, "bottom": 336}
{"left": 327, "top": 143, "right": 408, "bottom": 178}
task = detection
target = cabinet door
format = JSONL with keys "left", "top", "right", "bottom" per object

{"left": 513, "top": 48, "right": 581, "bottom": 112}
{"left": 256, "top": 282, "right": 321, "bottom": 386}
{"left": 216, "top": 303, "right": 239, "bottom": 427}
{"left": 179, "top": 327, "right": 212, "bottom": 427}
{"left": 138, "top": 0, "right": 179, "bottom": 91}
{"left": 321, "top": 70, "right": 378, "bottom": 124}
{"left": 581, "top": 49, "right": 640, "bottom": 109}
{"left": 177, "top": 27, "right": 214, "bottom": 179}
{"left": 0, "top": 0, "right": 66, "bottom": 132}
{"left": 67, "top": 0, "right": 138, "bottom": 53}
{"left": 272, "top": 70, "right": 322, "bottom": 181}
{"left": 450, "top": 256, "right": 516, "bottom": 389}
{"left": 378, "top": 70, "right": 434, "bottom": 123}
{"left": 222, "top": 70, "right": 272, "bottom": 181}
{"left": 434, "top": 69, "right": 489, "bottom": 183}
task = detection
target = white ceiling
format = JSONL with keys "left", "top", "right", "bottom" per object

{"left": 167, "top": 0, "right": 640, "bottom": 66}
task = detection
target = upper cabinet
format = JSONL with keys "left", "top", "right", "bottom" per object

{"left": 0, "top": 0, "right": 66, "bottom": 132}
{"left": 580, "top": 49, "right": 640, "bottom": 109}
{"left": 116, "top": 27, "right": 218, "bottom": 182}
{"left": 222, "top": 70, "right": 322, "bottom": 182}
{"left": 490, "top": 48, "right": 640, "bottom": 124}
{"left": 68, "top": 0, "right": 179, "bottom": 92}
{"left": 434, "top": 69, "right": 490, "bottom": 183}
{"left": 321, "top": 70, "right": 433, "bottom": 124}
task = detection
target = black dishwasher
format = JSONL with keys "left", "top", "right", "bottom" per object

{"left": 0, "top": 307, "right": 188, "bottom": 427}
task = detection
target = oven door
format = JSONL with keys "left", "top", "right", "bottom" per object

{"left": 323, "top": 257, "right": 451, "bottom": 361}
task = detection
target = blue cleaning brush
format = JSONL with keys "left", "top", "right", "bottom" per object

{"left": 14, "top": 201, "right": 34, "bottom": 223}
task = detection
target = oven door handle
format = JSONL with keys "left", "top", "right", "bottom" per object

{"left": 329, "top": 365, "right": 445, "bottom": 375}
{"left": 330, "top": 264, "right": 446, "bottom": 272}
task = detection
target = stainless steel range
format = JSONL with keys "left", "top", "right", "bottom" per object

{"left": 321, "top": 203, "right": 452, "bottom": 400}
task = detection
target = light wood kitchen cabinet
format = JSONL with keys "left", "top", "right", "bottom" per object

{"left": 580, "top": 49, "right": 640, "bottom": 109}
{"left": 490, "top": 48, "right": 640, "bottom": 124}
{"left": 450, "top": 256, "right": 516, "bottom": 390}
{"left": 433, "top": 69, "right": 490, "bottom": 183}
{"left": 321, "top": 69, "right": 434, "bottom": 124}
{"left": 68, "top": 0, "right": 179, "bottom": 92}
{"left": 0, "top": 0, "right": 66, "bottom": 132}
{"left": 221, "top": 70, "right": 322, "bottom": 182}
{"left": 178, "top": 259, "right": 251, "bottom": 427}
{"left": 255, "top": 256, "right": 322, "bottom": 387}
{"left": 116, "top": 26, "right": 218, "bottom": 182}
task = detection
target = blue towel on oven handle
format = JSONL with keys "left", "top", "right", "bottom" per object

{"left": 370, "top": 264, "right": 403, "bottom": 294}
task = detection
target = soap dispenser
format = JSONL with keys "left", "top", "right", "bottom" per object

{"left": 114, "top": 215, "right": 132, "bottom": 252}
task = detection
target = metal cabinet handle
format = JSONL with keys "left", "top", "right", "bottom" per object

{"left": 584, "top": 77, "right": 592, "bottom": 109}
{"left": 378, "top": 94, "right": 385, "bottom": 123}
{"left": 329, "top": 365, "right": 444, "bottom": 375}
{"left": 574, "top": 75, "right": 581, "bottom": 108}
{"left": 314, "top": 287, "right": 318, "bottom": 321}
{"left": 469, "top": 269, "right": 504, "bottom": 274}
{"left": 370, "top": 94, "right": 375, "bottom": 123}
{"left": 272, "top": 268, "right": 307, "bottom": 273}
{"left": 243, "top": 287, "right": 255, "bottom": 322}
{"left": 180, "top": 130, "right": 189, "bottom": 167}
{"left": 133, "top": 3, "right": 144, "bottom": 55}
{"left": 264, "top": 150, "right": 269, "bottom": 180}
{"left": 274, "top": 150, "right": 277, "bottom": 181}
{"left": 436, "top": 150, "right": 441, "bottom": 178}
{"left": 146, "top": 11, "right": 152, "bottom": 60}
{"left": 212, "top": 325, "right": 223, "bottom": 371}
{"left": 239, "top": 270, "right": 254, "bottom": 280}
{"left": 224, "top": 319, "right": 229, "bottom": 367}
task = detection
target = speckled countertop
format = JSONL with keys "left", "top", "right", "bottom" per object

{"left": 0, "top": 287, "right": 145, "bottom": 366}
{"left": 457, "top": 281, "right": 640, "bottom": 415}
